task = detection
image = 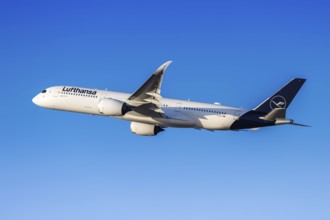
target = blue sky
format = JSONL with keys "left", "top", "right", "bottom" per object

{"left": 0, "top": 0, "right": 329, "bottom": 219}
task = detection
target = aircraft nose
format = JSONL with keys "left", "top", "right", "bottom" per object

{"left": 32, "top": 95, "right": 39, "bottom": 105}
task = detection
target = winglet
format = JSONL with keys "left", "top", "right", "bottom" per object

{"left": 154, "top": 61, "right": 172, "bottom": 76}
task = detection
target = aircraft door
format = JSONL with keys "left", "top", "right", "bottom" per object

{"left": 175, "top": 103, "right": 182, "bottom": 112}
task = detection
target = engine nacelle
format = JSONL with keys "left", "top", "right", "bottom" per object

{"left": 130, "top": 122, "right": 164, "bottom": 136}
{"left": 98, "top": 98, "right": 130, "bottom": 116}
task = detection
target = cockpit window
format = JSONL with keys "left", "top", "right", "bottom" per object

{"left": 42, "top": 90, "right": 47, "bottom": 93}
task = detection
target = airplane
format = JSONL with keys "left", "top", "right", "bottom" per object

{"left": 32, "top": 61, "right": 307, "bottom": 136}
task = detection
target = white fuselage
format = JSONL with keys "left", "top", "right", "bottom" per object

{"left": 32, "top": 86, "right": 248, "bottom": 130}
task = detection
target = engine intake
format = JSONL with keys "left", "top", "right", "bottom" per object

{"left": 130, "top": 122, "right": 164, "bottom": 136}
{"left": 98, "top": 98, "right": 130, "bottom": 116}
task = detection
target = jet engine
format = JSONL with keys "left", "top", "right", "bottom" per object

{"left": 98, "top": 98, "right": 130, "bottom": 116}
{"left": 130, "top": 122, "right": 164, "bottom": 136}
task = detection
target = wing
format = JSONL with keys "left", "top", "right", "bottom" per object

{"left": 126, "top": 61, "right": 172, "bottom": 117}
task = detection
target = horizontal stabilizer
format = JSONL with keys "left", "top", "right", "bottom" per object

{"left": 274, "top": 119, "right": 310, "bottom": 127}
{"left": 249, "top": 127, "right": 261, "bottom": 131}
{"left": 260, "top": 108, "right": 286, "bottom": 121}
{"left": 290, "top": 122, "right": 311, "bottom": 127}
{"left": 275, "top": 119, "right": 293, "bottom": 125}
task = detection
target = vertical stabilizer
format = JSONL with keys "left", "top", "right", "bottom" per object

{"left": 254, "top": 78, "right": 306, "bottom": 113}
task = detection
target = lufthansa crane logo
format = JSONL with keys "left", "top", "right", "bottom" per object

{"left": 270, "top": 95, "right": 286, "bottom": 109}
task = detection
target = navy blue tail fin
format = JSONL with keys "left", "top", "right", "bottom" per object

{"left": 254, "top": 78, "right": 306, "bottom": 113}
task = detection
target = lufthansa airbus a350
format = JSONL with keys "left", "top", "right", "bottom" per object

{"left": 32, "top": 61, "right": 307, "bottom": 136}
